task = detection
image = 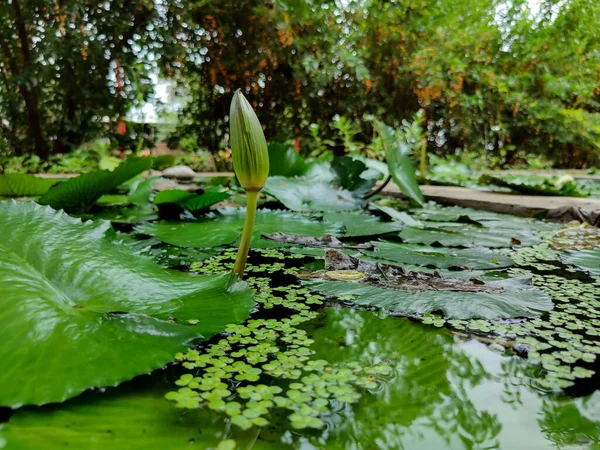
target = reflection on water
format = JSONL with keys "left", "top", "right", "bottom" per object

{"left": 1, "top": 307, "right": 598, "bottom": 449}
{"left": 292, "top": 307, "right": 599, "bottom": 450}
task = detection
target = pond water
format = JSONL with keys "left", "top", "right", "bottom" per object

{"left": 1, "top": 197, "right": 599, "bottom": 450}
{"left": 2, "top": 306, "right": 598, "bottom": 449}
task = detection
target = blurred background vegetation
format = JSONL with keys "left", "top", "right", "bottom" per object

{"left": 0, "top": 0, "right": 599, "bottom": 173}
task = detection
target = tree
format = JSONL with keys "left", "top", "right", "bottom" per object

{"left": 0, "top": 0, "right": 156, "bottom": 158}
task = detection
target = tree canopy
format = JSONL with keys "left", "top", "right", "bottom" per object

{"left": 1, "top": 0, "right": 599, "bottom": 167}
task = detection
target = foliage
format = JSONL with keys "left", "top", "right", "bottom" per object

{"left": 0, "top": 0, "right": 156, "bottom": 158}
{"left": 398, "top": 222, "right": 542, "bottom": 248}
{"left": 363, "top": 241, "right": 514, "bottom": 270}
{"left": 154, "top": 188, "right": 231, "bottom": 215}
{"left": 562, "top": 248, "right": 600, "bottom": 276}
{"left": 38, "top": 157, "right": 151, "bottom": 213}
{"left": 0, "top": 200, "right": 254, "bottom": 407}
{"left": 307, "top": 276, "right": 552, "bottom": 320}
{"left": 154, "top": 0, "right": 600, "bottom": 168}
{"left": 135, "top": 208, "right": 341, "bottom": 248}
{"left": 372, "top": 120, "right": 424, "bottom": 205}
{"left": 479, "top": 174, "right": 587, "bottom": 197}
{"left": 263, "top": 176, "right": 363, "bottom": 212}
{"left": 0, "top": 174, "right": 59, "bottom": 197}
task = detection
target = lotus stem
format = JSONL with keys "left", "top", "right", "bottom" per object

{"left": 233, "top": 190, "right": 258, "bottom": 277}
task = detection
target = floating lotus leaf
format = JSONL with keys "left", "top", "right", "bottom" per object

{"left": 0, "top": 200, "right": 254, "bottom": 407}
{"left": 135, "top": 208, "right": 341, "bottom": 248}
{"left": 306, "top": 276, "right": 552, "bottom": 320}
{"left": 562, "top": 248, "right": 600, "bottom": 276}
{"left": 363, "top": 241, "right": 514, "bottom": 269}
{"left": 323, "top": 211, "right": 405, "bottom": 237}
{"left": 263, "top": 176, "right": 362, "bottom": 212}
{"left": 399, "top": 222, "right": 541, "bottom": 248}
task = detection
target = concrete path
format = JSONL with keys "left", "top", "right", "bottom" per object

{"left": 382, "top": 184, "right": 600, "bottom": 217}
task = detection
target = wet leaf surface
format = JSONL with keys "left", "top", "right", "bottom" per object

{"left": 263, "top": 176, "right": 363, "bottom": 212}
{"left": 0, "top": 201, "right": 254, "bottom": 407}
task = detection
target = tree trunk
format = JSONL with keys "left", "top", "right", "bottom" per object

{"left": 0, "top": 63, "right": 23, "bottom": 155}
{"left": 11, "top": 0, "right": 48, "bottom": 159}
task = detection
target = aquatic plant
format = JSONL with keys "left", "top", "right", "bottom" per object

{"left": 229, "top": 90, "right": 270, "bottom": 277}
{"left": 167, "top": 250, "right": 392, "bottom": 430}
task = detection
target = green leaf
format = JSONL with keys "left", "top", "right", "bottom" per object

{"left": 562, "top": 248, "right": 600, "bottom": 276}
{"left": 322, "top": 211, "right": 404, "bottom": 237}
{"left": 0, "top": 174, "right": 59, "bottom": 197}
{"left": 154, "top": 189, "right": 231, "bottom": 212}
{"left": 479, "top": 174, "right": 585, "bottom": 197}
{"left": 373, "top": 120, "right": 424, "bottom": 206}
{"left": 39, "top": 157, "right": 152, "bottom": 213}
{"left": 263, "top": 176, "right": 363, "bottom": 212}
{"left": 330, "top": 156, "right": 376, "bottom": 194}
{"left": 0, "top": 377, "right": 233, "bottom": 450}
{"left": 0, "top": 200, "right": 254, "bottom": 407}
{"left": 364, "top": 241, "right": 514, "bottom": 269}
{"left": 399, "top": 222, "right": 541, "bottom": 248}
{"left": 371, "top": 204, "right": 422, "bottom": 226}
{"left": 268, "top": 143, "right": 309, "bottom": 177}
{"left": 306, "top": 277, "right": 552, "bottom": 319}
{"left": 88, "top": 204, "right": 159, "bottom": 224}
{"left": 413, "top": 205, "right": 560, "bottom": 232}
{"left": 135, "top": 208, "right": 341, "bottom": 248}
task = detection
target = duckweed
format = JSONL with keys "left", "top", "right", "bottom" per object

{"left": 167, "top": 249, "right": 392, "bottom": 430}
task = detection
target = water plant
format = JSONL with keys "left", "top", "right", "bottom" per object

{"left": 229, "top": 90, "right": 270, "bottom": 277}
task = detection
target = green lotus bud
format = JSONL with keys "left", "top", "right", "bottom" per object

{"left": 229, "top": 89, "right": 269, "bottom": 192}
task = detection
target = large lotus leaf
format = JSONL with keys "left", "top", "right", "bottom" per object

{"left": 39, "top": 157, "right": 152, "bottom": 213}
{"left": 88, "top": 204, "right": 159, "bottom": 224}
{"left": 364, "top": 241, "right": 513, "bottom": 269}
{"left": 330, "top": 156, "right": 376, "bottom": 194}
{"left": 268, "top": 143, "right": 310, "bottom": 177}
{"left": 562, "top": 248, "right": 600, "bottom": 276}
{"left": 399, "top": 222, "right": 541, "bottom": 248}
{"left": 371, "top": 204, "right": 422, "bottom": 226}
{"left": 135, "top": 208, "right": 341, "bottom": 248}
{"left": 413, "top": 205, "right": 560, "bottom": 232}
{"left": 0, "top": 174, "right": 59, "bottom": 197}
{"left": 154, "top": 188, "right": 230, "bottom": 212}
{"left": 263, "top": 176, "right": 363, "bottom": 212}
{"left": 322, "top": 211, "right": 404, "bottom": 237}
{"left": 373, "top": 120, "right": 424, "bottom": 206}
{"left": 0, "top": 201, "right": 254, "bottom": 407}
{"left": 0, "top": 377, "right": 238, "bottom": 450}
{"left": 306, "top": 277, "right": 552, "bottom": 320}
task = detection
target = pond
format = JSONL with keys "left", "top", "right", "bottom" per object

{"left": 0, "top": 161, "right": 599, "bottom": 449}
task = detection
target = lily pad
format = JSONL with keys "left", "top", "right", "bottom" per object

{"left": 323, "top": 211, "right": 405, "bottom": 237}
{"left": 399, "top": 222, "right": 541, "bottom": 248}
{"left": 412, "top": 205, "right": 559, "bottom": 232}
{"left": 0, "top": 377, "right": 236, "bottom": 450}
{"left": 305, "top": 277, "right": 552, "bottom": 320}
{"left": 0, "top": 200, "right": 253, "bottom": 407}
{"left": 364, "top": 241, "right": 514, "bottom": 269}
{"left": 263, "top": 176, "right": 362, "bottom": 212}
{"left": 135, "top": 208, "right": 341, "bottom": 248}
{"left": 562, "top": 248, "right": 600, "bottom": 276}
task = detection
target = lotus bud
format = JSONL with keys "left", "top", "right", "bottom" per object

{"left": 229, "top": 89, "right": 269, "bottom": 192}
